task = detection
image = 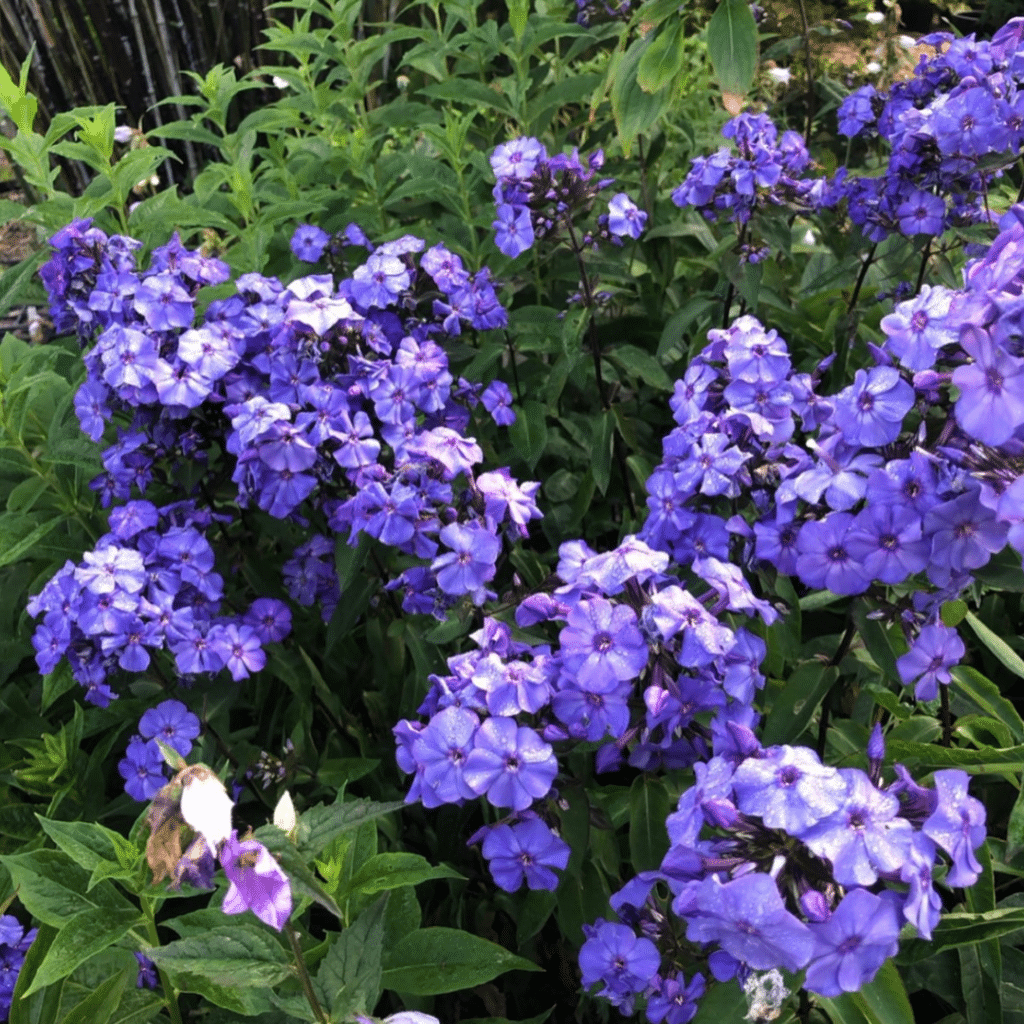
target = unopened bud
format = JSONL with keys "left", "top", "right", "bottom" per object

{"left": 273, "top": 790, "right": 297, "bottom": 837}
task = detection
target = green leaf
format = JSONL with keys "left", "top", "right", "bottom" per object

{"left": 1008, "top": 786, "right": 1024, "bottom": 862}
{"left": 381, "top": 928, "right": 541, "bottom": 995}
{"left": 761, "top": 663, "right": 838, "bottom": 746}
{"left": 899, "top": 908, "right": 1024, "bottom": 962}
{"left": 336, "top": 853, "right": 462, "bottom": 901}
{"left": 8, "top": 924, "right": 62, "bottom": 1024}
{"left": 883, "top": 740, "right": 1024, "bottom": 772}
{"left": 608, "top": 345, "right": 673, "bottom": 391}
{"left": 145, "top": 926, "right": 293, "bottom": 987}
{"left": 318, "top": 895, "right": 387, "bottom": 1019}
{"left": 23, "top": 908, "right": 141, "bottom": 996}
{"left": 294, "top": 799, "right": 403, "bottom": 860}
{"left": 508, "top": 401, "right": 548, "bottom": 472}
{"left": 816, "top": 963, "right": 914, "bottom": 1024}
{"left": 591, "top": 410, "right": 616, "bottom": 496}
{"left": 706, "top": 0, "right": 759, "bottom": 98}
{"left": 610, "top": 35, "right": 674, "bottom": 154}
{"left": 952, "top": 666, "right": 1024, "bottom": 744}
{"left": 58, "top": 967, "right": 130, "bottom": 1024}
{"left": 636, "top": 19, "right": 686, "bottom": 94}
{"left": 628, "top": 775, "right": 670, "bottom": 872}
{"left": 0, "top": 850, "right": 136, "bottom": 927}
{"left": 0, "top": 517, "right": 66, "bottom": 569}
{"left": 508, "top": 0, "right": 529, "bottom": 42}
{"left": 36, "top": 816, "right": 137, "bottom": 875}
{"left": 965, "top": 611, "right": 1024, "bottom": 680}
{"left": 942, "top": 599, "right": 969, "bottom": 627}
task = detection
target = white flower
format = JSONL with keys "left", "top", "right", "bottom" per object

{"left": 179, "top": 766, "right": 234, "bottom": 854}
{"left": 802, "top": 228, "right": 816, "bottom": 245}
{"left": 272, "top": 75, "right": 289, "bottom": 89}
{"left": 384, "top": 1014, "right": 441, "bottom": 1024}
{"left": 113, "top": 125, "right": 134, "bottom": 144}
{"left": 899, "top": 34, "right": 917, "bottom": 49}
{"left": 767, "top": 67, "right": 792, "bottom": 85}
{"left": 865, "top": 11, "right": 885, "bottom": 24}
{"left": 866, "top": 61, "right": 882, "bottom": 74}
{"left": 272, "top": 790, "right": 297, "bottom": 835}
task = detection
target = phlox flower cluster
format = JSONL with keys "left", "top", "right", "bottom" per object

{"left": 639, "top": 205, "right": 1024, "bottom": 703}
{"left": 572, "top": 0, "right": 634, "bottom": 26}
{"left": 395, "top": 526, "right": 777, "bottom": 894}
{"left": 584, "top": 732, "right": 983, "bottom": 1015}
{"left": 832, "top": 19, "right": 1024, "bottom": 241}
{"left": 119, "top": 698, "right": 202, "bottom": 800}
{"left": 670, "top": 113, "right": 827, "bottom": 256}
{"left": 490, "top": 137, "right": 647, "bottom": 259}
{"left": 38, "top": 220, "right": 541, "bottom": 639}
{"left": 0, "top": 916, "right": 36, "bottom": 1022}
{"left": 28, "top": 500, "right": 288, "bottom": 705}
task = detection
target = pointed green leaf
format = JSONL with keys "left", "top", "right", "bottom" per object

{"left": 58, "top": 967, "right": 130, "bottom": 1024}
{"left": 965, "top": 611, "right": 1024, "bottom": 681}
{"left": 145, "top": 926, "right": 293, "bottom": 987}
{"left": 294, "top": 799, "right": 403, "bottom": 860}
{"left": 336, "top": 853, "right": 462, "bottom": 901}
{"left": 381, "top": 928, "right": 541, "bottom": 995}
{"left": 628, "top": 775, "right": 670, "bottom": 872}
{"left": 636, "top": 19, "right": 685, "bottom": 94}
{"left": 8, "top": 924, "right": 62, "bottom": 1024}
{"left": 319, "top": 895, "right": 387, "bottom": 1018}
{"left": 23, "top": 908, "right": 141, "bottom": 996}
{"left": 1, "top": 851, "right": 135, "bottom": 927}
{"left": 706, "top": 0, "right": 759, "bottom": 98}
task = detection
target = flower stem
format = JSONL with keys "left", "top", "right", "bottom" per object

{"left": 940, "top": 683, "right": 953, "bottom": 747}
{"left": 286, "top": 924, "right": 329, "bottom": 1024}
{"left": 141, "top": 897, "right": 183, "bottom": 1024}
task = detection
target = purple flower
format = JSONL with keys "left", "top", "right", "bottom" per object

{"left": 730, "top": 745, "right": 847, "bottom": 835}
{"left": 432, "top": 523, "right": 501, "bottom": 600}
{"left": 290, "top": 224, "right": 330, "bottom": 263}
{"left": 134, "top": 952, "right": 159, "bottom": 989}
{"left": 481, "top": 380, "right": 516, "bottom": 425}
{"left": 490, "top": 137, "right": 547, "bottom": 180}
{"left": 795, "top": 513, "right": 871, "bottom": 595}
{"left": 832, "top": 366, "right": 914, "bottom": 446}
{"left": 139, "top": 699, "right": 201, "bottom": 757}
{"left": 579, "top": 919, "right": 660, "bottom": 1011}
{"left": 804, "top": 889, "right": 902, "bottom": 996}
{"left": 220, "top": 830, "right": 293, "bottom": 931}
{"left": 410, "top": 706, "right": 480, "bottom": 808}
{"left": 560, "top": 598, "right": 649, "bottom": 692}
{"left": 463, "top": 717, "right": 557, "bottom": 810}
{"left": 118, "top": 736, "right": 166, "bottom": 801}
{"left": 479, "top": 818, "right": 571, "bottom": 891}
{"left": 801, "top": 769, "right": 914, "bottom": 886}
{"left": 897, "top": 622, "right": 965, "bottom": 700}
{"left": 0, "top": 916, "right": 37, "bottom": 1019}
{"left": 607, "top": 193, "right": 647, "bottom": 239}
{"left": 952, "top": 325, "right": 1024, "bottom": 446}
{"left": 493, "top": 204, "right": 535, "bottom": 258}
{"left": 922, "top": 769, "right": 986, "bottom": 887}
{"left": 685, "top": 873, "right": 815, "bottom": 973}
{"left": 646, "top": 971, "right": 705, "bottom": 1024}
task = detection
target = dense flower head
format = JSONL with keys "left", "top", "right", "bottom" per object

{"left": 827, "top": 21, "right": 1024, "bottom": 242}
{"left": 28, "top": 501, "right": 287, "bottom": 702}
{"left": 37, "top": 223, "right": 540, "bottom": 687}
{"left": 591, "top": 740, "right": 984, "bottom": 1008}
{"left": 489, "top": 137, "right": 645, "bottom": 257}
{"left": 670, "top": 113, "right": 824, "bottom": 258}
